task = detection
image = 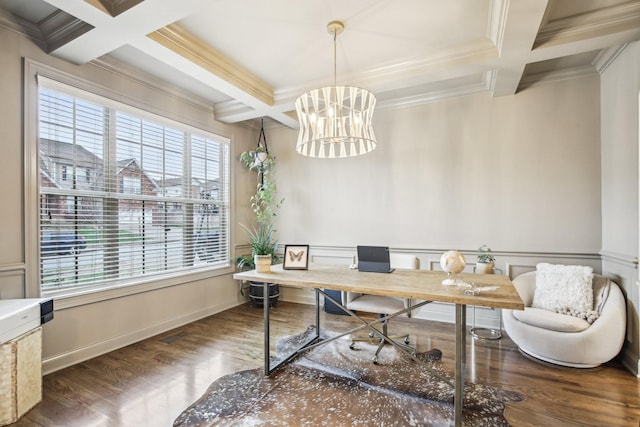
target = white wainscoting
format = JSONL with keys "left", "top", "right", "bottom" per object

{"left": 0, "top": 264, "right": 26, "bottom": 299}
{"left": 601, "top": 250, "right": 639, "bottom": 377}
{"left": 278, "top": 245, "right": 603, "bottom": 330}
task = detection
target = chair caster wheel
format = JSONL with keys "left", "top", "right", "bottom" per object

{"left": 372, "top": 356, "right": 378, "bottom": 364}
{"left": 349, "top": 342, "right": 356, "bottom": 350}
{"left": 404, "top": 337, "right": 410, "bottom": 344}
{"left": 368, "top": 332, "right": 375, "bottom": 338}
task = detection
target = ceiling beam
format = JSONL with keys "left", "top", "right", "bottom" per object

{"left": 38, "top": 0, "right": 299, "bottom": 128}
{"left": 40, "top": 0, "right": 208, "bottom": 63}
{"left": 130, "top": 29, "right": 299, "bottom": 128}
{"left": 147, "top": 24, "right": 273, "bottom": 107}
{"left": 489, "top": 0, "right": 549, "bottom": 97}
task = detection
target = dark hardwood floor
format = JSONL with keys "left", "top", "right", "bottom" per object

{"left": 13, "top": 301, "right": 640, "bottom": 426}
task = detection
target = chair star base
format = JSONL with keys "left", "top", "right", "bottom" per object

{"left": 349, "top": 318, "right": 416, "bottom": 364}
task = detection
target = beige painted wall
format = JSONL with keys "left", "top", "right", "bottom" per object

{"left": 3, "top": 19, "right": 634, "bottom": 375}
{"left": 0, "top": 26, "right": 257, "bottom": 373}
{"left": 266, "top": 75, "right": 607, "bottom": 343}
{"left": 269, "top": 76, "right": 602, "bottom": 254}
{"left": 600, "top": 41, "right": 640, "bottom": 375}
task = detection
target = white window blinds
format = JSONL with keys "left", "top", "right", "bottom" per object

{"left": 38, "top": 80, "right": 230, "bottom": 294}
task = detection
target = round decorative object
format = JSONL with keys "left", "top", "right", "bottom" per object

{"left": 440, "top": 251, "right": 466, "bottom": 285}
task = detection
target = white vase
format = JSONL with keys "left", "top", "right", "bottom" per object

{"left": 254, "top": 254, "right": 272, "bottom": 273}
{"left": 475, "top": 262, "right": 494, "bottom": 274}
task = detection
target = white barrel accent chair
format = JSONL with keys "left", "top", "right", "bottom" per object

{"left": 503, "top": 270, "right": 626, "bottom": 368}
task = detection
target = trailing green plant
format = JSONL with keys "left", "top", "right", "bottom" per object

{"left": 249, "top": 179, "right": 283, "bottom": 226}
{"left": 477, "top": 245, "right": 496, "bottom": 264}
{"left": 239, "top": 142, "right": 284, "bottom": 227}
{"left": 239, "top": 148, "right": 274, "bottom": 172}
{"left": 238, "top": 133, "right": 284, "bottom": 270}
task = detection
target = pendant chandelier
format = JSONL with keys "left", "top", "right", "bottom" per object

{"left": 295, "top": 21, "right": 377, "bottom": 158}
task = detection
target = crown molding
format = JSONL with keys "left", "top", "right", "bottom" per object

{"left": 376, "top": 77, "right": 490, "bottom": 112}
{"left": 593, "top": 43, "right": 629, "bottom": 73}
{"left": 84, "top": 0, "right": 144, "bottom": 17}
{"left": 0, "top": 7, "right": 46, "bottom": 51}
{"left": 39, "top": 10, "right": 93, "bottom": 53}
{"left": 351, "top": 39, "right": 498, "bottom": 92}
{"left": 147, "top": 23, "right": 274, "bottom": 107}
{"left": 518, "top": 64, "right": 598, "bottom": 91}
{"left": 487, "top": 0, "right": 509, "bottom": 52}
{"left": 535, "top": 2, "right": 640, "bottom": 49}
{"left": 0, "top": 7, "right": 93, "bottom": 55}
{"left": 91, "top": 55, "right": 215, "bottom": 112}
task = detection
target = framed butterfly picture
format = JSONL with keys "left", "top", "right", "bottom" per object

{"left": 283, "top": 244, "right": 309, "bottom": 270}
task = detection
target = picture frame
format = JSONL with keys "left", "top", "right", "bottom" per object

{"left": 283, "top": 244, "right": 309, "bottom": 270}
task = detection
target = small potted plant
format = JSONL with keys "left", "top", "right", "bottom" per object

{"left": 241, "top": 223, "right": 278, "bottom": 273}
{"left": 475, "top": 245, "right": 496, "bottom": 274}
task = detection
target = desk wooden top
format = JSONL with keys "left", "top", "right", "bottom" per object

{"left": 233, "top": 264, "right": 524, "bottom": 310}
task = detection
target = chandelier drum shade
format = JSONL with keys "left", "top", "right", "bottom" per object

{"left": 295, "top": 21, "right": 377, "bottom": 158}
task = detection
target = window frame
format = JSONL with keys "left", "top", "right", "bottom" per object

{"left": 24, "top": 60, "right": 236, "bottom": 307}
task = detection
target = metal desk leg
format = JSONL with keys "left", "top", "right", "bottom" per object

{"left": 455, "top": 304, "right": 466, "bottom": 427}
{"left": 263, "top": 283, "right": 321, "bottom": 376}
{"left": 315, "top": 288, "right": 320, "bottom": 334}
{"left": 264, "top": 281, "right": 270, "bottom": 376}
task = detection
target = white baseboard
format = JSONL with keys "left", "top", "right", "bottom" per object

{"left": 42, "top": 300, "right": 241, "bottom": 375}
{"left": 620, "top": 346, "right": 640, "bottom": 378}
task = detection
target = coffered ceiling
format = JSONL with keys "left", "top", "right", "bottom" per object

{"left": 1, "top": 0, "right": 639, "bottom": 129}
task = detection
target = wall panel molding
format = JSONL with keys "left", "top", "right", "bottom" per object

{"left": 0, "top": 266, "right": 26, "bottom": 299}
{"left": 602, "top": 258, "right": 639, "bottom": 377}
{"left": 601, "top": 250, "right": 639, "bottom": 268}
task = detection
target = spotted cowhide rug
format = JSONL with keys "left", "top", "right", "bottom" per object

{"left": 173, "top": 327, "right": 524, "bottom": 426}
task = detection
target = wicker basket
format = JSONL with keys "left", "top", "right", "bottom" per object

{"left": 0, "top": 327, "right": 42, "bottom": 426}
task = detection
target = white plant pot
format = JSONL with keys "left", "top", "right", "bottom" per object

{"left": 475, "top": 262, "right": 495, "bottom": 274}
{"left": 254, "top": 254, "right": 272, "bottom": 273}
{"left": 254, "top": 152, "right": 268, "bottom": 168}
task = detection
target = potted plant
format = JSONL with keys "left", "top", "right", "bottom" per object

{"left": 475, "top": 245, "right": 496, "bottom": 274}
{"left": 236, "top": 223, "right": 281, "bottom": 306}
{"left": 241, "top": 223, "right": 278, "bottom": 273}
{"left": 236, "top": 119, "right": 283, "bottom": 306}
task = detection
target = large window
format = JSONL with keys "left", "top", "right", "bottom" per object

{"left": 38, "top": 83, "right": 230, "bottom": 294}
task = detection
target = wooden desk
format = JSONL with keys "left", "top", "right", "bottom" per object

{"left": 233, "top": 264, "right": 524, "bottom": 426}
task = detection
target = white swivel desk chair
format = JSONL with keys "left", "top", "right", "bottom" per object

{"left": 343, "top": 253, "right": 421, "bottom": 363}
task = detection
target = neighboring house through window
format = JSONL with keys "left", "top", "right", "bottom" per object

{"left": 120, "top": 176, "right": 142, "bottom": 194}
{"left": 37, "top": 80, "right": 230, "bottom": 296}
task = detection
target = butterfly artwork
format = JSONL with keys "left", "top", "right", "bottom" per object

{"left": 283, "top": 245, "right": 309, "bottom": 270}
{"left": 289, "top": 250, "right": 304, "bottom": 262}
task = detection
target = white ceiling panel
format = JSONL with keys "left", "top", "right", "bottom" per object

{"left": 1, "top": 0, "right": 638, "bottom": 127}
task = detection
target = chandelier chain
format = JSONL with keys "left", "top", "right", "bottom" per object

{"left": 333, "top": 28, "right": 337, "bottom": 87}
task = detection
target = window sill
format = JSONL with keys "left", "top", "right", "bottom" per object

{"left": 47, "top": 264, "right": 234, "bottom": 310}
